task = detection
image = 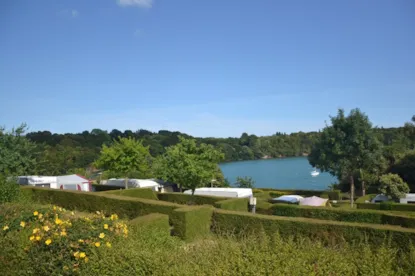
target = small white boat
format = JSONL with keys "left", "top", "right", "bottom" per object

{"left": 311, "top": 169, "right": 320, "bottom": 177}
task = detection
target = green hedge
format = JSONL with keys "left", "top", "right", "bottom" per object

{"left": 102, "top": 188, "right": 158, "bottom": 200}
{"left": 356, "top": 194, "right": 376, "bottom": 204}
{"left": 327, "top": 190, "right": 341, "bottom": 200}
{"left": 212, "top": 209, "right": 415, "bottom": 250}
{"left": 157, "top": 192, "right": 227, "bottom": 205}
{"left": 357, "top": 203, "right": 415, "bottom": 212}
{"left": 92, "top": 184, "right": 123, "bottom": 192}
{"left": 129, "top": 213, "right": 171, "bottom": 236}
{"left": 271, "top": 204, "right": 415, "bottom": 228}
{"left": 258, "top": 188, "right": 326, "bottom": 197}
{"left": 256, "top": 201, "right": 274, "bottom": 215}
{"left": 21, "top": 187, "right": 180, "bottom": 219}
{"left": 214, "top": 198, "right": 248, "bottom": 212}
{"left": 170, "top": 206, "right": 213, "bottom": 241}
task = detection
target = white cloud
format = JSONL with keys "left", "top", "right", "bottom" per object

{"left": 57, "top": 9, "right": 79, "bottom": 18}
{"left": 117, "top": 0, "right": 153, "bottom": 8}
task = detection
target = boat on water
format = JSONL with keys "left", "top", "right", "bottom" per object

{"left": 310, "top": 169, "right": 320, "bottom": 177}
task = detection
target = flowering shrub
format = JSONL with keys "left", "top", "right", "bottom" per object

{"left": 1, "top": 205, "right": 128, "bottom": 275}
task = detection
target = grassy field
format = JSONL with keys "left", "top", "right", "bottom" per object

{"left": 2, "top": 201, "right": 415, "bottom": 275}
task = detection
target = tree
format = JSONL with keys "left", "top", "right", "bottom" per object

{"left": 378, "top": 173, "right": 409, "bottom": 201}
{"left": 390, "top": 150, "right": 415, "bottom": 192}
{"left": 308, "top": 109, "right": 383, "bottom": 206}
{"left": 154, "top": 136, "right": 224, "bottom": 193}
{"left": 94, "top": 137, "right": 152, "bottom": 188}
{"left": 236, "top": 176, "right": 255, "bottom": 188}
{"left": 0, "top": 124, "right": 37, "bottom": 176}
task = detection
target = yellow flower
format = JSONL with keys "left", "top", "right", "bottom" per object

{"left": 74, "top": 251, "right": 80, "bottom": 258}
{"left": 71, "top": 212, "right": 75, "bottom": 216}
{"left": 110, "top": 214, "right": 118, "bottom": 221}
{"left": 99, "top": 233, "right": 105, "bottom": 239}
{"left": 60, "top": 231, "right": 67, "bottom": 237}
{"left": 104, "top": 224, "right": 109, "bottom": 230}
{"left": 3, "top": 225, "right": 9, "bottom": 231}
{"left": 84, "top": 257, "right": 89, "bottom": 263}
{"left": 58, "top": 208, "right": 62, "bottom": 212}
{"left": 33, "top": 211, "right": 39, "bottom": 216}
{"left": 78, "top": 239, "right": 84, "bottom": 243}
{"left": 33, "top": 228, "right": 40, "bottom": 234}
{"left": 29, "top": 235, "right": 35, "bottom": 241}
{"left": 79, "top": 252, "right": 86, "bottom": 259}
{"left": 53, "top": 206, "right": 57, "bottom": 211}
{"left": 43, "top": 225, "right": 50, "bottom": 232}
{"left": 45, "top": 239, "right": 52, "bottom": 245}
{"left": 38, "top": 213, "right": 43, "bottom": 219}
{"left": 94, "top": 242, "right": 101, "bottom": 247}
{"left": 106, "top": 242, "right": 112, "bottom": 248}
{"left": 55, "top": 218, "right": 62, "bottom": 225}
{"left": 35, "top": 236, "right": 41, "bottom": 241}
{"left": 20, "top": 221, "right": 26, "bottom": 228}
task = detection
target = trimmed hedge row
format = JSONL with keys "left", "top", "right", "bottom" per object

{"left": 355, "top": 194, "right": 376, "bottom": 204}
{"left": 258, "top": 188, "right": 326, "bottom": 197}
{"left": 129, "top": 213, "right": 171, "bottom": 235}
{"left": 157, "top": 192, "right": 227, "bottom": 205}
{"left": 256, "top": 201, "right": 274, "bottom": 215}
{"left": 357, "top": 202, "right": 415, "bottom": 212}
{"left": 102, "top": 188, "right": 158, "bottom": 200}
{"left": 21, "top": 187, "right": 180, "bottom": 219}
{"left": 171, "top": 206, "right": 213, "bottom": 241}
{"left": 92, "top": 184, "right": 123, "bottom": 192}
{"left": 214, "top": 198, "right": 248, "bottom": 212}
{"left": 271, "top": 204, "right": 415, "bottom": 228}
{"left": 212, "top": 209, "right": 415, "bottom": 250}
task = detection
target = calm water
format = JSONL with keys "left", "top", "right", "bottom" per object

{"left": 219, "top": 157, "right": 336, "bottom": 190}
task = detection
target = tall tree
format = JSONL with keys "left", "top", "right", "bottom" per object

{"left": 0, "top": 124, "right": 37, "bottom": 176}
{"left": 308, "top": 109, "right": 383, "bottom": 206}
{"left": 154, "top": 136, "right": 224, "bottom": 193}
{"left": 94, "top": 137, "right": 152, "bottom": 188}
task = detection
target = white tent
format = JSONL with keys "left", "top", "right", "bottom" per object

{"left": 183, "top": 188, "right": 253, "bottom": 198}
{"left": 399, "top": 194, "right": 415, "bottom": 204}
{"left": 17, "top": 174, "right": 92, "bottom": 192}
{"left": 371, "top": 194, "right": 389, "bottom": 203}
{"left": 271, "top": 195, "right": 304, "bottom": 204}
{"left": 105, "top": 179, "right": 160, "bottom": 190}
{"left": 299, "top": 196, "right": 328, "bottom": 207}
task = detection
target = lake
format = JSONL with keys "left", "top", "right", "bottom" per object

{"left": 219, "top": 157, "right": 336, "bottom": 190}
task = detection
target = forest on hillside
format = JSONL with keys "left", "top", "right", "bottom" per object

{"left": 23, "top": 116, "right": 415, "bottom": 177}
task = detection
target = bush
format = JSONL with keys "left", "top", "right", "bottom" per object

{"left": 379, "top": 174, "right": 410, "bottom": 201}
{"left": 157, "top": 192, "right": 227, "bottom": 205}
{"left": 327, "top": 190, "right": 341, "bottom": 200}
{"left": 212, "top": 209, "right": 415, "bottom": 250}
{"left": 357, "top": 203, "right": 415, "bottom": 212}
{"left": 22, "top": 187, "right": 180, "bottom": 219}
{"left": 129, "top": 213, "right": 170, "bottom": 236}
{"left": 0, "top": 176, "right": 20, "bottom": 204}
{"left": 271, "top": 204, "right": 415, "bottom": 228}
{"left": 269, "top": 191, "right": 290, "bottom": 198}
{"left": 256, "top": 201, "right": 274, "bottom": 215}
{"left": 170, "top": 206, "right": 213, "bottom": 241}
{"left": 258, "top": 188, "right": 326, "bottom": 197}
{"left": 92, "top": 184, "right": 123, "bottom": 192}
{"left": 214, "top": 198, "right": 248, "bottom": 212}
{"left": 103, "top": 188, "right": 158, "bottom": 200}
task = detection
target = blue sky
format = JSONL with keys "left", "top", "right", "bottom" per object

{"left": 0, "top": 0, "right": 414, "bottom": 137}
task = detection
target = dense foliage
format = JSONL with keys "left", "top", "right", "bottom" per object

{"left": 378, "top": 174, "right": 410, "bottom": 201}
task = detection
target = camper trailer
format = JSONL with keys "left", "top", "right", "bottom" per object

{"left": 17, "top": 174, "right": 92, "bottom": 192}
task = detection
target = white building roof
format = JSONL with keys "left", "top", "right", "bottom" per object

{"left": 183, "top": 187, "right": 253, "bottom": 198}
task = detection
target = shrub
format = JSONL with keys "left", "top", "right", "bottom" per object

{"left": 22, "top": 187, "right": 180, "bottom": 219}
{"left": 92, "top": 184, "right": 123, "bottom": 192}
{"left": 256, "top": 201, "right": 274, "bottom": 215}
{"left": 379, "top": 174, "right": 410, "bottom": 201}
{"left": 357, "top": 203, "right": 415, "bottom": 212}
{"left": 0, "top": 204, "right": 128, "bottom": 275}
{"left": 269, "top": 191, "right": 290, "bottom": 198}
{"left": 271, "top": 204, "right": 415, "bottom": 228}
{"left": 170, "top": 206, "right": 213, "bottom": 241}
{"left": 129, "top": 213, "right": 170, "bottom": 236}
{"left": 0, "top": 176, "right": 20, "bottom": 204}
{"left": 212, "top": 209, "right": 415, "bottom": 250}
{"left": 258, "top": 188, "right": 326, "bottom": 197}
{"left": 327, "top": 190, "right": 341, "bottom": 200}
{"left": 214, "top": 198, "right": 248, "bottom": 212}
{"left": 103, "top": 188, "right": 158, "bottom": 200}
{"left": 157, "top": 192, "right": 227, "bottom": 205}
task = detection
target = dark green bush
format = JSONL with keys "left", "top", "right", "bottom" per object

{"left": 271, "top": 204, "right": 415, "bottom": 228}
{"left": 357, "top": 202, "right": 415, "bottom": 212}
{"left": 171, "top": 206, "right": 213, "bottom": 241}
{"left": 0, "top": 176, "right": 20, "bottom": 204}
{"left": 157, "top": 192, "right": 227, "bottom": 205}
{"left": 103, "top": 188, "right": 158, "bottom": 200}
{"left": 22, "top": 187, "right": 180, "bottom": 219}
{"left": 327, "top": 190, "right": 341, "bottom": 200}
{"left": 214, "top": 198, "right": 248, "bottom": 212}
{"left": 129, "top": 213, "right": 170, "bottom": 235}
{"left": 212, "top": 209, "right": 415, "bottom": 250}
{"left": 256, "top": 201, "right": 274, "bottom": 215}
{"left": 92, "top": 184, "right": 123, "bottom": 192}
